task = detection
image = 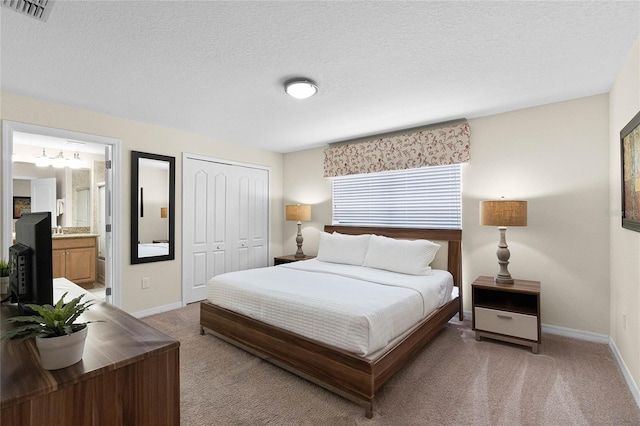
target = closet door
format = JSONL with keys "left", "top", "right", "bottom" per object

{"left": 230, "top": 166, "right": 268, "bottom": 272}
{"left": 183, "top": 156, "right": 269, "bottom": 304}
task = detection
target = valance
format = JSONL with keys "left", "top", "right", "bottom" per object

{"left": 323, "top": 121, "right": 470, "bottom": 177}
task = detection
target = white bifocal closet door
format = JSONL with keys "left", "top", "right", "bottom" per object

{"left": 183, "top": 156, "right": 269, "bottom": 304}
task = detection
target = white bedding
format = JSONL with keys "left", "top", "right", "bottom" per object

{"left": 138, "top": 242, "right": 169, "bottom": 257}
{"left": 206, "top": 259, "right": 453, "bottom": 356}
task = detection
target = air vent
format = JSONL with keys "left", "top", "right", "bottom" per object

{"left": 2, "top": 0, "right": 55, "bottom": 22}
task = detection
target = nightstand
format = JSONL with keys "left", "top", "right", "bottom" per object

{"left": 274, "top": 254, "right": 315, "bottom": 265}
{"left": 472, "top": 276, "right": 541, "bottom": 353}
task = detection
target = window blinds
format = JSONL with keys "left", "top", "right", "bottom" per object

{"left": 332, "top": 164, "right": 462, "bottom": 229}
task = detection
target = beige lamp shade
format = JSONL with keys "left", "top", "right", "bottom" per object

{"left": 160, "top": 207, "right": 168, "bottom": 218}
{"left": 480, "top": 200, "right": 527, "bottom": 227}
{"left": 286, "top": 204, "right": 311, "bottom": 222}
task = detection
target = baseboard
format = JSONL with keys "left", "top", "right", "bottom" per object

{"left": 609, "top": 337, "right": 640, "bottom": 408}
{"left": 541, "top": 323, "right": 609, "bottom": 344}
{"left": 132, "top": 301, "right": 183, "bottom": 318}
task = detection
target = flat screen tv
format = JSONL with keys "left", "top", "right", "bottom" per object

{"left": 9, "top": 211, "right": 53, "bottom": 311}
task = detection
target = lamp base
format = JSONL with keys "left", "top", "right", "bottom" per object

{"left": 495, "top": 275, "right": 514, "bottom": 285}
{"left": 495, "top": 227, "right": 514, "bottom": 284}
{"left": 294, "top": 221, "right": 305, "bottom": 258}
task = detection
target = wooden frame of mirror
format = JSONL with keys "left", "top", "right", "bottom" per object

{"left": 130, "top": 151, "right": 176, "bottom": 264}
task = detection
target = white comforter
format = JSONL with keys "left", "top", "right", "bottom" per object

{"left": 206, "top": 259, "right": 453, "bottom": 356}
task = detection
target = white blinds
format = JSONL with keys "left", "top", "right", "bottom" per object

{"left": 332, "top": 164, "right": 462, "bottom": 229}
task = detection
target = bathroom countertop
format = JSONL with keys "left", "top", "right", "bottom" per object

{"left": 52, "top": 233, "right": 99, "bottom": 239}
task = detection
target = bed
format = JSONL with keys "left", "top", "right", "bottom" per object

{"left": 138, "top": 242, "right": 169, "bottom": 257}
{"left": 200, "top": 225, "right": 462, "bottom": 417}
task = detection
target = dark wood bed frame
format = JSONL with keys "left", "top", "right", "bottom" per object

{"left": 200, "top": 225, "right": 462, "bottom": 418}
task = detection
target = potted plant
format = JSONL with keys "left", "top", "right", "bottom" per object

{"left": 0, "top": 259, "right": 9, "bottom": 296}
{"left": 3, "top": 292, "right": 98, "bottom": 370}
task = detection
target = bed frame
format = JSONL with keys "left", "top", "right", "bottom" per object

{"left": 200, "top": 225, "right": 462, "bottom": 418}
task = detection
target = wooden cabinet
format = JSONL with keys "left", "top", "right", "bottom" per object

{"left": 274, "top": 254, "right": 315, "bottom": 265}
{"left": 1, "top": 279, "right": 180, "bottom": 425}
{"left": 472, "top": 275, "right": 541, "bottom": 353}
{"left": 52, "top": 236, "right": 97, "bottom": 288}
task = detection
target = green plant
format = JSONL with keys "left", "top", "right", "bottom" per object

{"left": 0, "top": 259, "right": 9, "bottom": 277}
{"left": 3, "top": 292, "right": 99, "bottom": 340}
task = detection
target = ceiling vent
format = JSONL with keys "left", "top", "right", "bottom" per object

{"left": 2, "top": 0, "right": 55, "bottom": 22}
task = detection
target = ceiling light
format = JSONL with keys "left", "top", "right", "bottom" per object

{"left": 35, "top": 148, "right": 51, "bottom": 167}
{"left": 284, "top": 79, "right": 318, "bottom": 99}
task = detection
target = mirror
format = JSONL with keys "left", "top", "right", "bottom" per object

{"left": 12, "top": 163, "right": 96, "bottom": 229}
{"left": 131, "top": 151, "right": 175, "bottom": 264}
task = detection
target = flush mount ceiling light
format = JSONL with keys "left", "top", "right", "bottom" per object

{"left": 284, "top": 79, "right": 318, "bottom": 99}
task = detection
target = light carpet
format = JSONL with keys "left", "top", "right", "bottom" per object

{"left": 141, "top": 303, "right": 640, "bottom": 425}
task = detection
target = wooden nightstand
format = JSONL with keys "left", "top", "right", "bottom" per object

{"left": 274, "top": 254, "right": 315, "bottom": 265}
{"left": 472, "top": 276, "right": 541, "bottom": 353}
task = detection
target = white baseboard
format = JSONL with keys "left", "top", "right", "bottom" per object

{"left": 541, "top": 323, "right": 609, "bottom": 344}
{"left": 132, "top": 301, "right": 183, "bottom": 318}
{"left": 463, "top": 310, "right": 638, "bottom": 408}
{"left": 609, "top": 337, "right": 640, "bottom": 408}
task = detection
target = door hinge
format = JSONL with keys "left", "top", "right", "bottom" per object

{"left": 105, "top": 160, "right": 112, "bottom": 169}
{"left": 105, "top": 224, "right": 112, "bottom": 233}
{"left": 106, "top": 287, "right": 112, "bottom": 296}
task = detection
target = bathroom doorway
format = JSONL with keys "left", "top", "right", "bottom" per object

{"left": 1, "top": 121, "right": 122, "bottom": 307}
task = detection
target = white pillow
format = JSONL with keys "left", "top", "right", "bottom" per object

{"left": 316, "top": 232, "right": 371, "bottom": 265}
{"left": 363, "top": 234, "right": 440, "bottom": 275}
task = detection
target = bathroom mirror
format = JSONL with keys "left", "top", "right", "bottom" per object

{"left": 131, "top": 151, "right": 175, "bottom": 264}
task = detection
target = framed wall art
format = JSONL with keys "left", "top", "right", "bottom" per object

{"left": 620, "top": 110, "right": 640, "bottom": 232}
{"left": 13, "top": 196, "right": 31, "bottom": 219}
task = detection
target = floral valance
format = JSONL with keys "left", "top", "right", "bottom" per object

{"left": 323, "top": 121, "right": 470, "bottom": 177}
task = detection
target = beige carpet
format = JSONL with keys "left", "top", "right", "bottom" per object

{"left": 142, "top": 303, "right": 640, "bottom": 425}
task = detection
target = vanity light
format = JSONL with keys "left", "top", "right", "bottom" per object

{"left": 52, "top": 151, "right": 66, "bottom": 168}
{"left": 284, "top": 79, "right": 318, "bottom": 99}
{"left": 35, "top": 148, "right": 51, "bottom": 167}
{"left": 69, "top": 152, "right": 82, "bottom": 169}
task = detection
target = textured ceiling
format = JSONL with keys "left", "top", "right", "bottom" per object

{"left": 1, "top": 1, "right": 639, "bottom": 153}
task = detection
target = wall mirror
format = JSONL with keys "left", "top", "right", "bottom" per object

{"left": 131, "top": 151, "right": 175, "bottom": 264}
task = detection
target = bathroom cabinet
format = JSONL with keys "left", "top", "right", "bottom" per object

{"left": 52, "top": 235, "right": 97, "bottom": 288}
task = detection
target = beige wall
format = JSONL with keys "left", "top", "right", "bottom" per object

{"left": 465, "top": 95, "right": 610, "bottom": 333}
{"left": 609, "top": 38, "right": 640, "bottom": 391}
{"left": 1, "top": 92, "right": 284, "bottom": 314}
{"left": 283, "top": 94, "right": 611, "bottom": 335}
{"left": 282, "top": 147, "right": 331, "bottom": 256}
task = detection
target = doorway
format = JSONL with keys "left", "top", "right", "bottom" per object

{"left": 1, "top": 121, "right": 122, "bottom": 307}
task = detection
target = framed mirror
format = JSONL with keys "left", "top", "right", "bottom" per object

{"left": 131, "top": 151, "right": 175, "bottom": 264}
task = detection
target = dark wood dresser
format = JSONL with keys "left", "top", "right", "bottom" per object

{"left": 1, "top": 285, "right": 180, "bottom": 425}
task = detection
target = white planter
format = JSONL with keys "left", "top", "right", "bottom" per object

{"left": 35, "top": 326, "right": 88, "bottom": 370}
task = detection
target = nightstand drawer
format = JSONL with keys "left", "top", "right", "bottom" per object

{"left": 474, "top": 307, "right": 538, "bottom": 341}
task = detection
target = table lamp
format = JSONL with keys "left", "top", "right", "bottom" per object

{"left": 286, "top": 204, "right": 311, "bottom": 258}
{"left": 480, "top": 199, "right": 528, "bottom": 284}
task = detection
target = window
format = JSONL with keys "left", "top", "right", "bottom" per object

{"left": 332, "top": 164, "right": 462, "bottom": 229}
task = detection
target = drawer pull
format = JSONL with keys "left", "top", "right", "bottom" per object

{"left": 497, "top": 314, "right": 513, "bottom": 320}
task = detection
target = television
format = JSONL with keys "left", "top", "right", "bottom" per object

{"left": 9, "top": 211, "right": 53, "bottom": 312}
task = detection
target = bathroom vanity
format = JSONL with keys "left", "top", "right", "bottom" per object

{"left": 52, "top": 234, "right": 98, "bottom": 288}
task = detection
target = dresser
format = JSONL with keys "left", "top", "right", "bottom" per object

{"left": 1, "top": 279, "right": 180, "bottom": 425}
